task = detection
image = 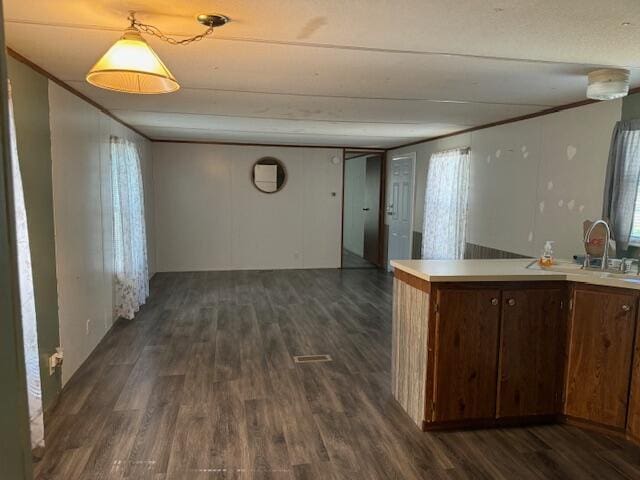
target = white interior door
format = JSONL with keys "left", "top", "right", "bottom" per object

{"left": 387, "top": 154, "right": 416, "bottom": 271}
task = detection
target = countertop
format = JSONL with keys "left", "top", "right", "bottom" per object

{"left": 390, "top": 258, "right": 640, "bottom": 290}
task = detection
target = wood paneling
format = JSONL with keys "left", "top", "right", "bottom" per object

{"left": 497, "top": 287, "right": 566, "bottom": 418}
{"left": 432, "top": 287, "right": 501, "bottom": 422}
{"left": 565, "top": 286, "right": 638, "bottom": 429}
{"left": 392, "top": 276, "right": 430, "bottom": 426}
{"left": 626, "top": 307, "right": 640, "bottom": 441}
{"left": 464, "top": 242, "right": 530, "bottom": 260}
{"left": 393, "top": 269, "right": 430, "bottom": 293}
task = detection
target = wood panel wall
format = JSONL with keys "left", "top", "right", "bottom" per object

{"left": 392, "top": 276, "right": 430, "bottom": 427}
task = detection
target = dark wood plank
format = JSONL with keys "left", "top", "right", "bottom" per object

{"left": 125, "top": 375, "right": 185, "bottom": 477}
{"left": 207, "top": 379, "right": 246, "bottom": 477}
{"left": 114, "top": 345, "right": 166, "bottom": 411}
{"left": 313, "top": 412, "right": 360, "bottom": 474}
{"left": 213, "top": 304, "right": 243, "bottom": 382}
{"left": 245, "top": 398, "right": 293, "bottom": 479}
{"left": 269, "top": 368, "right": 329, "bottom": 466}
{"left": 81, "top": 409, "right": 141, "bottom": 479}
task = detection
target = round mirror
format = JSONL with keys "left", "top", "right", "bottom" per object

{"left": 252, "top": 157, "right": 287, "bottom": 193}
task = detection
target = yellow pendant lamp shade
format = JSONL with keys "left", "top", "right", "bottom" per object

{"left": 86, "top": 28, "right": 179, "bottom": 94}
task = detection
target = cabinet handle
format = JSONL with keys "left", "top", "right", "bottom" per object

{"left": 622, "top": 304, "right": 631, "bottom": 312}
{"left": 507, "top": 298, "right": 516, "bottom": 307}
{"left": 491, "top": 298, "right": 499, "bottom": 306}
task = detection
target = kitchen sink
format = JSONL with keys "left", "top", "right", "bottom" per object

{"left": 526, "top": 259, "right": 639, "bottom": 279}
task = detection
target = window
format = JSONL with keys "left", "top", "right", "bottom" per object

{"left": 422, "top": 148, "right": 471, "bottom": 259}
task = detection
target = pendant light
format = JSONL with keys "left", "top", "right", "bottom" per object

{"left": 87, "top": 27, "right": 178, "bottom": 94}
{"left": 86, "top": 12, "right": 228, "bottom": 95}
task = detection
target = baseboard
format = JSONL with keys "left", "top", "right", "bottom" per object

{"left": 496, "top": 414, "right": 559, "bottom": 427}
{"left": 422, "top": 417, "right": 497, "bottom": 431}
{"left": 422, "top": 414, "right": 558, "bottom": 432}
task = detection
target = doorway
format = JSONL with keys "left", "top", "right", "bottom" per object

{"left": 386, "top": 153, "right": 416, "bottom": 271}
{"left": 342, "top": 150, "right": 384, "bottom": 269}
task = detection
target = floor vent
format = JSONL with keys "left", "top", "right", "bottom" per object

{"left": 293, "top": 354, "right": 333, "bottom": 364}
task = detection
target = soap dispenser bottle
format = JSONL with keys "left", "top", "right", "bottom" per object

{"left": 539, "top": 240, "right": 555, "bottom": 267}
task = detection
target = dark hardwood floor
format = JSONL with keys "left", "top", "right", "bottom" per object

{"left": 35, "top": 269, "right": 640, "bottom": 479}
{"left": 341, "top": 249, "right": 377, "bottom": 269}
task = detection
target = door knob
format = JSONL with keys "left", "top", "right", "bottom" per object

{"left": 491, "top": 298, "right": 499, "bottom": 306}
{"left": 622, "top": 304, "right": 631, "bottom": 312}
{"left": 507, "top": 298, "right": 516, "bottom": 307}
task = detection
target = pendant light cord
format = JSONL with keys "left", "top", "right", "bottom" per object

{"left": 127, "top": 12, "right": 215, "bottom": 46}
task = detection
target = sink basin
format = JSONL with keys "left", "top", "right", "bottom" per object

{"left": 526, "top": 260, "right": 639, "bottom": 279}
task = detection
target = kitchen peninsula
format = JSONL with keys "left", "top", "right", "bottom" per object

{"left": 391, "top": 258, "right": 640, "bottom": 445}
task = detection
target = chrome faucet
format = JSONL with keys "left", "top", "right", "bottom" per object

{"left": 583, "top": 219, "right": 611, "bottom": 272}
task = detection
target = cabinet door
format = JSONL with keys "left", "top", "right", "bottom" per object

{"left": 565, "top": 287, "right": 637, "bottom": 428}
{"left": 498, "top": 288, "right": 565, "bottom": 418}
{"left": 432, "top": 287, "right": 501, "bottom": 422}
{"left": 626, "top": 315, "right": 640, "bottom": 440}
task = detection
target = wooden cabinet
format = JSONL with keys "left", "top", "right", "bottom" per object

{"left": 627, "top": 323, "right": 640, "bottom": 441}
{"left": 565, "top": 286, "right": 638, "bottom": 429}
{"left": 497, "top": 287, "right": 566, "bottom": 418}
{"left": 392, "top": 269, "right": 640, "bottom": 443}
{"left": 432, "top": 287, "right": 501, "bottom": 422}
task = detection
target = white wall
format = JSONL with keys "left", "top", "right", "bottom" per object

{"left": 153, "top": 143, "right": 343, "bottom": 271}
{"left": 343, "top": 155, "right": 367, "bottom": 256}
{"left": 388, "top": 99, "right": 622, "bottom": 259}
{"left": 48, "top": 83, "right": 155, "bottom": 384}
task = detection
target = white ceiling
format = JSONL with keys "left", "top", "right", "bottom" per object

{"left": 5, "top": 0, "right": 640, "bottom": 148}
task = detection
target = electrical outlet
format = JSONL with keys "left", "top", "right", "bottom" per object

{"left": 86, "top": 318, "right": 91, "bottom": 335}
{"left": 48, "top": 347, "right": 63, "bottom": 376}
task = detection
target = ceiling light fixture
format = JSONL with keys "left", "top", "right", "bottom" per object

{"left": 586, "top": 68, "right": 630, "bottom": 101}
{"left": 86, "top": 12, "right": 228, "bottom": 94}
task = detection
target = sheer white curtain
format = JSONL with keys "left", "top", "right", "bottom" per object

{"left": 111, "top": 136, "right": 148, "bottom": 320}
{"left": 8, "top": 82, "right": 44, "bottom": 449}
{"left": 422, "top": 148, "right": 471, "bottom": 260}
